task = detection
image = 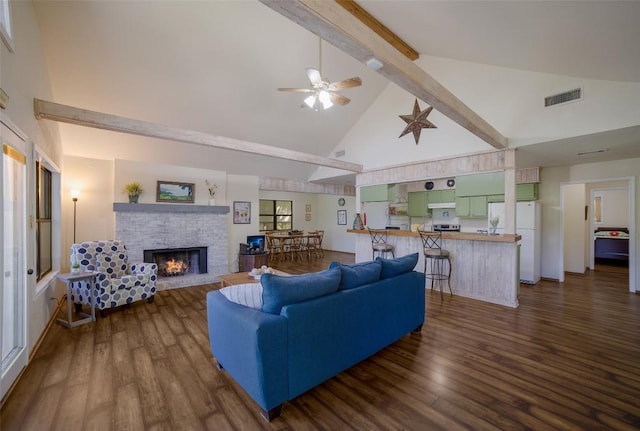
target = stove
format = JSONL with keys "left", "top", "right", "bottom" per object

{"left": 432, "top": 224, "right": 461, "bottom": 232}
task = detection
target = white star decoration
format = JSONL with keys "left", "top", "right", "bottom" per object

{"left": 399, "top": 98, "right": 437, "bottom": 144}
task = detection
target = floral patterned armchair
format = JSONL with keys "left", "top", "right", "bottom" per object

{"left": 70, "top": 240, "right": 157, "bottom": 314}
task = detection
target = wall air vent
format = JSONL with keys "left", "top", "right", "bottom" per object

{"left": 545, "top": 88, "right": 582, "bottom": 107}
{"left": 335, "top": 150, "right": 346, "bottom": 157}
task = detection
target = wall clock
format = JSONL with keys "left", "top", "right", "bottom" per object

{"left": 338, "top": 198, "right": 345, "bottom": 206}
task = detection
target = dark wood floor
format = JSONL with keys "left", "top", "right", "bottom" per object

{"left": 2, "top": 252, "right": 639, "bottom": 430}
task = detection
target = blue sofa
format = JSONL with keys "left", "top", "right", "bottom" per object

{"left": 206, "top": 253, "right": 425, "bottom": 421}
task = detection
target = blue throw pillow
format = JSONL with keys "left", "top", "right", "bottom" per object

{"left": 261, "top": 266, "right": 341, "bottom": 314}
{"left": 329, "top": 260, "right": 382, "bottom": 290}
{"left": 376, "top": 253, "right": 419, "bottom": 279}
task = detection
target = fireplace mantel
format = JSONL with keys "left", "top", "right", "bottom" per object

{"left": 113, "top": 203, "right": 229, "bottom": 214}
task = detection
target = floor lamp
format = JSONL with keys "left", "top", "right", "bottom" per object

{"left": 71, "top": 190, "right": 80, "bottom": 243}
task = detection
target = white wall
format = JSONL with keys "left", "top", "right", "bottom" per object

{"left": 62, "top": 156, "right": 115, "bottom": 254}
{"left": 113, "top": 159, "right": 227, "bottom": 205}
{"left": 563, "top": 183, "right": 587, "bottom": 273}
{"left": 596, "top": 188, "right": 629, "bottom": 228}
{"left": 313, "top": 54, "right": 640, "bottom": 181}
{"left": 227, "top": 174, "right": 259, "bottom": 272}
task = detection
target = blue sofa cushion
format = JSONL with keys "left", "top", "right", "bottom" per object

{"left": 261, "top": 266, "right": 341, "bottom": 314}
{"left": 376, "top": 252, "right": 419, "bottom": 279}
{"left": 219, "top": 283, "right": 264, "bottom": 310}
{"left": 329, "top": 260, "right": 382, "bottom": 290}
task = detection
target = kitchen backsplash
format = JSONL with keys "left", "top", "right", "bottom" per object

{"left": 362, "top": 202, "right": 488, "bottom": 232}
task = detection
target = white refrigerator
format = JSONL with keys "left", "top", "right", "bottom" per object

{"left": 488, "top": 201, "right": 541, "bottom": 284}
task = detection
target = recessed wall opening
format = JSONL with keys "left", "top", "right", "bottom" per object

{"left": 144, "top": 247, "right": 207, "bottom": 277}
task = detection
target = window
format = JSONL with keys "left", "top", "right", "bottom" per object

{"left": 259, "top": 200, "right": 292, "bottom": 231}
{"left": 0, "top": 0, "right": 13, "bottom": 52}
{"left": 36, "top": 162, "right": 52, "bottom": 280}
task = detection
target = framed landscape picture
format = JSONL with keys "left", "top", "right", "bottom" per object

{"left": 156, "top": 181, "right": 195, "bottom": 203}
{"left": 233, "top": 201, "right": 251, "bottom": 224}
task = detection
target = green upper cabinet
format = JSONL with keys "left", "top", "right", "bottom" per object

{"left": 427, "top": 189, "right": 455, "bottom": 203}
{"left": 479, "top": 184, "right": 539, "bottom": 203}
{"left": 456, "top": 195, "right": 488, "bottom": 218}
{"left": 360, "top": 184, "right": 396, "bottom": 202}
{"left": 455, "top": 172, "right": 505, "bottom": 197}
{"left": 516, "top": 183, "right": 539, "bottom": 201}
{"left": 408, "top": 191, "right": 431, "bottom": 217}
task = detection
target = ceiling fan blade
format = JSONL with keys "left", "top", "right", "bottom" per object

{"left": 306, "top": 68, "right": 323, "bottom": 85}
{"left": 277, "top": 88, "right": 315, "bottom": 93}
{"left": 330, "top": 92, "right": 350, "bottom": 106}
{"left": 330, "top": 77, "right": 362, "bottom": 90}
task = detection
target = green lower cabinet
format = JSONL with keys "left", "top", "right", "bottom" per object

{"left": 456, "top": 196, "right": 487, "bottom": 218}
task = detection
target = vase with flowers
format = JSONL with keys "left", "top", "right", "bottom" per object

{"left": 124, "top": 182, "right": 144, "bottom": 203}
{"left": 205, "top": 180, "right": 218, "bottom": 205}
{"left": 489, "top": 215, "right": 500, "bottom": 235}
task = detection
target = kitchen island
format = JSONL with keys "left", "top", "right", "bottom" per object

{"left": 348, "top": 229, "right": 522, "bottom": 307}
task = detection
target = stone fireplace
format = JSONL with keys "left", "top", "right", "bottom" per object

{"left": 114, "top": 203, "right": 229, "bottom": 290}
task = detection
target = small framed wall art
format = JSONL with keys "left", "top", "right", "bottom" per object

{"left": 233, "top": 201, "right": 251, "bottom": 224}
{"left": 305, "top": 204, "right": 312, "bottom": 213}
{"left": 156, "top": 181, "right": 195, "bottom": 203}
{"left": 337, "top": 209, "right": 347, "bottom": 225}
{"left": 305, "top": 213, "right": 311, "bottom": 221}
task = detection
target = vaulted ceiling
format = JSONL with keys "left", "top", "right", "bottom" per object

{"left": 33, "top": 1, "right": 640, "bottom": 184}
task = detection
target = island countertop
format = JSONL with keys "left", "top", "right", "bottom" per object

{"left": 348, "top": 228, "right": 520, "bottom": 308}
{"left": 347, "top": 229, "right": 521, "bottom": 243}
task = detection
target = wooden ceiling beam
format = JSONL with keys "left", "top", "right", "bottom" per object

{"left": 33, "top": 99, "right": 363, "bottom": 173}
{"left": 260, "top": 0, "right": 507, "bottom": 150}
{"left": 335, "top": 0, "right": 418, "bottom": 61}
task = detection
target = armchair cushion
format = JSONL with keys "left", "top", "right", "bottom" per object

{"left": 96, "top": 251, "right": 128, "bottom": 278}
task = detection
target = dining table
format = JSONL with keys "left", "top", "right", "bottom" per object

{"left": 267, "top": 232, "right": 322, "bottom": 261}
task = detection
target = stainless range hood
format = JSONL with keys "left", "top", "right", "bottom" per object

{"left": 428, "top": 202, "right": 456, "bottom": 209}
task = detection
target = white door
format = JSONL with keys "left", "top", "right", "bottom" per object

{"left": 1, "top": 139, "right": 28, "bottom": 399}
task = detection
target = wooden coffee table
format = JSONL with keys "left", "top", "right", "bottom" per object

{"left": 218, "top": 270, "right": 288, "bottom": 287}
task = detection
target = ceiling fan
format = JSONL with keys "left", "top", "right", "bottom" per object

{"left": 278, "top": 38, "right": 362, "bottom": 110}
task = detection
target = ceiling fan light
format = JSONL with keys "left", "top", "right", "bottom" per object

{"left": 319, "top": 90, "right": 333, "bottom": 109}
{"left": 304, "top": 94, "right": 317, "bottom": 108}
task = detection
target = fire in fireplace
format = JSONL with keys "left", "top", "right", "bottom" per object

{"left": 144, "top": 247, "right": 207, "bottom": 277}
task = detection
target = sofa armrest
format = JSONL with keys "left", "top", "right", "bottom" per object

{"left": 206, "top": 291, "right": 288, "bottom": 412}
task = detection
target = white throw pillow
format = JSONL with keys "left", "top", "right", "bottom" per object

{"left": 219, "top": 283, "right": 263, "bottom": 310}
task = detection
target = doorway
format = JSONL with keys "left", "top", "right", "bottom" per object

{"left": 1, "top": 122, "right": 28, "bottom": 400}
{"left": 560, "top": 177, "right": 635, "bottom": 292}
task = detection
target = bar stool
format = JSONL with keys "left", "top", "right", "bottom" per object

{"left": 368, "top": 228, "right": 395, "bottom": 260}
{"left": 417, "top": 229, "right": 452, "bottom": 300}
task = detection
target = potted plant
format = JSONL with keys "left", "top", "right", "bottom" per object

{"left": 124, "top": 182, "right": 144, "bottom": 203}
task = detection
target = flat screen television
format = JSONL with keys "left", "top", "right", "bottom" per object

{"left": 246, "top": 235, "right": 265, "bottom": 253}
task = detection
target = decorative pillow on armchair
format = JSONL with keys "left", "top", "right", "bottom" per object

{"left": 96, "top": 252, "right": 128, "bottom": 278}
